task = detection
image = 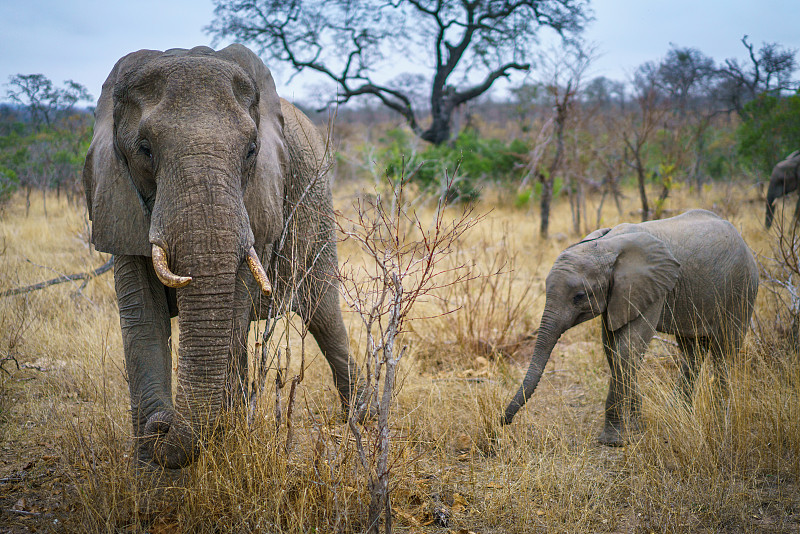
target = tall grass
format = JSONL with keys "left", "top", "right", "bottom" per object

{"left": 1, "top": 182, "right": 798, "bottom": 532}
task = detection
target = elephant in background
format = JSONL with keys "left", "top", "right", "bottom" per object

{"left": 501, "top": 210, "right": 759, "bottom": 445}
{"left": 765, "top": 150, "right": 800, "bottom": 229}
{"left": 83, "top": 45, "right": 366, "bottom": 469}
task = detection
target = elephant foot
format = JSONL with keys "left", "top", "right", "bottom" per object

{"left": 345, "top": 390, "right": 379, "bottom": 423}
{"left": 343, "top": 386, "right": 378, "bottom": 424}
{"left": 131, "top": 459, "right": 189, "bottom": 505}
{"left": 598, "top": 423, "right": 626, "bottom": 447}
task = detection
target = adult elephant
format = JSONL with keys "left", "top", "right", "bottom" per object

{"left": 501, "top": 210, "right": 758, "bottom": 445}
{"left": 83, "top": 45, "right": 366, "bottom": 469}
{"left": 765, "top": 150, "right": 800, "bottom": 229}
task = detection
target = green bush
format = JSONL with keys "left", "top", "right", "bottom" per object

{"left": 737, "top": 92, "right": 800, "bottom": 174}
{"left": 377, "top": 128, "right": 527, "bottom": 201}
{"left": 0, "top": 165, "right": 19, "bottom": 203}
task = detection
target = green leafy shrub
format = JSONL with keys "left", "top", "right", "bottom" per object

{"left": 377, "top": 128, "right": 528, "bottom": 201}
{"left": 737, "top": 92, "right": 800, "bottom": 174}
{"left": 0, "top": 165, "right": 19, "bottom": 203}
{"left": 514, "top": 188, "right": 533, "bottom": 208}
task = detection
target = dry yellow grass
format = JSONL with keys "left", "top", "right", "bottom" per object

{"left": 0, "top": 177, "right": 798, "bottom": 532}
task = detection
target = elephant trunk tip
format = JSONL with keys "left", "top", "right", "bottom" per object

{"left": 500, "top": 412, "right": 515, "bottom": 426}
{"left": 144, "top": 410, "right": 196, "bottom": 469}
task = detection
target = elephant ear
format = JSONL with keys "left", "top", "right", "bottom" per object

{"left": 82, "top": 50, "right": 162, "bottom": 256}
{"left": 774, "top": 150, "right": 800, "bottom": 178}
{"left": 579, "top": 227, "right": 611, "bottom": 243}
{"left": 603, "top": 232, "right": 680, "bottom": 332}
{"left": 215, "top": 44, "right": 288, "bottom": 254}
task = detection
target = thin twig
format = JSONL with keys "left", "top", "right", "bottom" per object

{"left": 1, "top": 257, "right": 114, "bottom": 298}
{"left": 8, "top": 509, "right": 40, "bottom": 516}
{"left": 0, "top": 353, "right": 20, "bottom": 375}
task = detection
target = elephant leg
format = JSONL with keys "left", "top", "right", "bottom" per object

{"left": 114, "top": 255, "right": 173, "bottom": 464}
{"left": 299, "top": 278, "right": 370, "bottom": 420}
{"left": 709, "top": 328, "right": 741, "bottom": 400}
{"left": 675, "top": 335, "right": 709, "bottom": 404}
{"left": 628, "top": 370, "right": 644, "bottom": 433}
{"left": 599, "top": 303, "right": 660, "bottom": 446}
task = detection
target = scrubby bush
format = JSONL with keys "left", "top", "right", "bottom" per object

{"left": 0, "top": 165, "right": 19, "bottom": 203}
{"left": 378, "top": 128, "right": 528, "bottom": 201}
{"left": 737, "top": 92, "right": 800, "bottom": 174}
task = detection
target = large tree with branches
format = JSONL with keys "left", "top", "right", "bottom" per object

{"left": 207, "top": 0, "right": 590, "bottom": 145}
{"left": 716, "top": 36, "right": 798, "bottom": 116}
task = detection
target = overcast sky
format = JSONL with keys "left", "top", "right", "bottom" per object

{"left": 1, "top": 0, "right": 798, "bottom": 106}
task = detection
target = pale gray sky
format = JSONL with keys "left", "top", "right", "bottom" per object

{"left": 1, "top": 0, "right": 798, "bottom": 106}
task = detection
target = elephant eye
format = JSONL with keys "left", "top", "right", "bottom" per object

{"left": 246, "top": 141, "right": 258, "bottom": 160}
{"left": 138, "top": 140, "right": 152, "bottom": 159}
{"left": 573, "top": 291, "right": 587, "bottom": 305}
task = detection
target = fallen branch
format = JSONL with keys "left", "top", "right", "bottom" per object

{"left": 0, "top": 353, "right": 20, "bottom": 375}
{"left": 1, "top": 258, "right": 114, "bottom": 298}
{"left": 8, "top": 509, "right": 40, "bottom": 517}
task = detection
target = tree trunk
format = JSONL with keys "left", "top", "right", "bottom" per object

{"left": 541, "top": 102, "right": 567, "bottom": 238}
{"left": 634, "top": 151, "right": 649, "bottom": 222}
{"left": 539, "top": 172, "right": 554, "bottom": 238}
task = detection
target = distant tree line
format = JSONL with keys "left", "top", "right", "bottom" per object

{"left": 335, "top": 36, "right": 798, "bottom": 236}
{"left": 1, "top": 21, "right": 797, "bottom": 241}
{"left": 0, "top": 75, "right": 93, "bottom": 213}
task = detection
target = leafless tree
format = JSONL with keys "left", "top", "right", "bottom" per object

{"left": 207, "top": 0, "right": 589, "bottom": 145}
{"left": 520, "top": 42, "right": 592, "bottom": 237}
{"left": 337, "top": 168, "right": 477, "bottom": 533}
{"left": 656, "top": 46, "right": 715, "bottom": 120}
{"left": 618, "top": 63, "right": 668, "bottom": 222}
{"left": 716, "top": 35, "right": 798, "bottom": 116}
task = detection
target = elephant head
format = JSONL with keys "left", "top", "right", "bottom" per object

{"left": 766, "top": 150, "right": 800, "bottom": 229}
{"left": 83, "top": 45, "right": 287, "bottom": 467}
{"left": 502, "top": 229, "right": 680, "bottom": 425}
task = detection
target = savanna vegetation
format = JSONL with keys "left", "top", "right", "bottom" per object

{"left": 2, "top": 17, "right": 800, "bottom": 534}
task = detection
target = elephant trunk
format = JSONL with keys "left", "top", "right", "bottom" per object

{"left": 766, "top": 197, "right": 776, "bottom": 229}
{"left": 502, "top": 311, "right": 563, "bottom": 425}
{"left": 147, "top": 264, "right": 239, "bottom": 468}
{"left": 766, "top": 173, "right": 797, "bottom": 229}
{"left": 144, "top": 164, "right": 252, "bottom": 469}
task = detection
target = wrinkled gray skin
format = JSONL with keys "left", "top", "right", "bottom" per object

{"left": 766, "top": 150, "right": 800, "bottom": 229}
{"left": 83, "top": 45, "right": 366, "bottom": 469}
{"left": 502, "top": 210, "right": 758, "bottom": 445}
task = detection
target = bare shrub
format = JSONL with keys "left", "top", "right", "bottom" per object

{"left": 337, "top": 168, "right": 477, "bottom": 533}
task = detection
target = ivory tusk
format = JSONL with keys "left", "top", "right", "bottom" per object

{"left": 151, "top": 244, "right": 192, "bottom": 288}
{"left": 246, "top": 247, "right": 272, "bottom": 296}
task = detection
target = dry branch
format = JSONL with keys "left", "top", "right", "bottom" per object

{"left": 338, "top": 165, "right": 478, "bottom": 534}
{"left": 1, "top": 257, "right": 114, "bottom": 298}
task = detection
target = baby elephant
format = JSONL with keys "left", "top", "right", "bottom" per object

{"left": 502, "top": 209, "right": 758, "bottom": 445}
